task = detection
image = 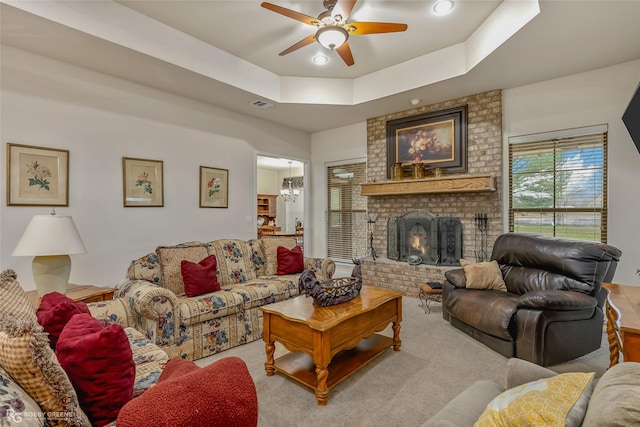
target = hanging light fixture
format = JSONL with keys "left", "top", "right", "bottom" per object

{"left": 316, "top": 26, "right": 349, "bottom": 50}
{"left": 280, "top": 161, "right": 300, "bottom": 203}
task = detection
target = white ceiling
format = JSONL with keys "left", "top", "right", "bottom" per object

{"left": 2, "top": 1, "right": 640, "bottom": 134}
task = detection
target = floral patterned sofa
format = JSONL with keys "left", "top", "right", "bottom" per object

{"left": 89, "top": 237, "right": 335, "bottom": 361}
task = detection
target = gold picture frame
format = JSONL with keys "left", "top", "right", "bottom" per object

{"left": 6, "top": 143, "right": 69, "bottom": 206}
{"left": 199, "top": 166, "right": 228, "bottom": 208}
{"left": 386, "top": 105, "right": 468, "bottom": 177}
{"left": 122, "top": 157, "right": 164, "bottom": 207}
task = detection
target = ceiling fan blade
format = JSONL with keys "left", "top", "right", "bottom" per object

{"left": 332, "top": 0, "right": 357, "bottom": 22}
{"left": 279, "top": 34, "right": 317, "bottom": 56}
{"left": 336, "top": 42, "right": 354, "bottom": 67}
{"left": 346, "top": 22, "right": 408, "bottom": 35}
{"left": 261, "top": 2, "right": 320, "bottom": 26}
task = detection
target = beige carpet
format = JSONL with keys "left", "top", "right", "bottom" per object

{"left": 196, "top": 296, "right": 609, "bottom": 427}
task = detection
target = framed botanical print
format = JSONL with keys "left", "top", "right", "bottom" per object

{"left": 122, "top": 157, "right": 164, "bottom": 207}
{"left": 6, "top": 143, "right": 69, "bottom": 206}
{"left": 199, "top": 166, "right": 228, "bottom": 208}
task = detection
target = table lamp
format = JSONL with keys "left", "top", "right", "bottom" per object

{"left": 12, "top": 212, "right": 87, "bottom": 297}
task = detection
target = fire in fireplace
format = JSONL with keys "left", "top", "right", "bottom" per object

{"left": 387, "top": 210, "right": 462, "bottom": 266}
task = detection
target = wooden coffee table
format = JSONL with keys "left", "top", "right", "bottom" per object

{"left": 260, "top": 285, "right": 402, "bottom": 405}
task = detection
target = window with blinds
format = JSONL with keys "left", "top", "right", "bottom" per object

{"left": 508, "top": 125, "right": 608, "bottom": 243}
{"left": 327, "top": 162, "right": 367, "bottom": 261}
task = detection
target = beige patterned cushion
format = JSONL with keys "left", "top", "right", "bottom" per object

{"left": 126, "top": 252, "right": 162, "bottom": 284}
{"left": 0, "top": 365, "right": 46, "bottom": 426}
{"left": 207, "top": 239, "right": 257, "bottom": 287}
{"left": 156, "top": 242, "right": 209, "bottom": 297}
{"left": 0, "top": 318, "right": 90, "bottom": 426}
{"left": 0, "top": 269, "right": 38, "bottom": 323}
{"left": 248, "top": 239, "right": 267, "bottom": 277}
{"left": 260, "top": 237, "right": 297, "bottom": 276}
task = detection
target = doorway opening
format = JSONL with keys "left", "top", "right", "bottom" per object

{"left": 256, "top": 155, "right": 305, "bottom": 246}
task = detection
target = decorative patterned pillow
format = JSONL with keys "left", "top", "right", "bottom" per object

{"left": 126, "top": 252, "right": 162, "bottom": 284}
{"left": 0, "top": 318, "right": 90, "bottom": 426}
{"left": 460, "top": 259, "right": 507, "bottom": 291}
{"left": 248, "top": 239, "right": 267, "bottom": 277}
{"left": 0, "top": 269, "right": 38, "bottom": 323}
{"left": 208, "top": 239, "right": 257, "bottom": 286}
{"left": 0, "top": 365, "right": 45, "bottom": 426}
{"left": 474, "top": 372, "right": 595, "bottom": 427}
{"left": 261, "top": 237, "right": 297, "bottom": 276}
{"left": 156, "top": 242, "right": 209, "bottom": 296}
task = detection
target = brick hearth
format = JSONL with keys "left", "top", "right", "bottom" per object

{"left": 363, "top": 90, "right": 504, "bottom": 295}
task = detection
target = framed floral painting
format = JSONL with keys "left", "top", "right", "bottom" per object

{"left": 6, "top": 143, "right": 69, "bottom": 206}
{"left": 122, "top": 157, "right": 164, "bottom": 207}
{"left": 199, "top": 166, "right": 228, "bottom": 208}
{"left": 386, "top": 105, "right": 468, "bottom": 177}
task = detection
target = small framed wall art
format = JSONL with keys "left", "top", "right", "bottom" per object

{"left": 122, "top": 157, "right": 164, "bottom": 207}
{"left": 199, "top": 166, "right": 228, "bottom": 208}
{"left": 6, "top": 143, "right": 69, "bottom": 206}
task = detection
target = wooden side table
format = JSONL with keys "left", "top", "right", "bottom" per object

{"left": 602, "top": 282, "right": 640, "bottom": 366}
{"left": 27, "top": 284, "right": 116, "bottom": 309}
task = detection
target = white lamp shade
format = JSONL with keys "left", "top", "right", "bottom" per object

{"left": 316, "top": 26, "right": 349, "bottom": 50}
{"left": 13, "top": 215, "right": 87, "bottom": 256}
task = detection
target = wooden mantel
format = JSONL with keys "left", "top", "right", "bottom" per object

{"left": 360, "top": 174, "right": 496, "bottom": 196}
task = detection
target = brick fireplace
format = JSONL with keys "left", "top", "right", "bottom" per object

{"left": 361, "top": 90, "right": 504, "bottom": 297}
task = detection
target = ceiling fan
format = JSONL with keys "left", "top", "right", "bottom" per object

{"left": 261, "top": 0, "right": 408, "bottom": 67}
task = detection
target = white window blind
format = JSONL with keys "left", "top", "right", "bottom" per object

{"left": 327, "top": 162, "right": 367, "bottom": 261}
{"left": 509, "top": 127, "right": 608, "bottom": 243}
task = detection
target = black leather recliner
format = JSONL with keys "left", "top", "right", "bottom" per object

{"left": 442, "top": 233, "right": 622, "bottom": 366}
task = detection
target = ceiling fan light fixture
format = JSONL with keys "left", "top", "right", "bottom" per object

{"left": 433, "top": 0, "right": 455, "bottom": 16}
{"left": 316, "top": 26, "right": 349, "bottom": 50}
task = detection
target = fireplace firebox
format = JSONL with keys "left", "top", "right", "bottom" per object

{"left": 387, "top": 210, "right": 462, "bottom": 266}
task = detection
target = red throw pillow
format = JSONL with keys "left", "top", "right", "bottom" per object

{"left": 56, "top": 313, "right": 135, "bottom": 427}
{"left": 36, "top": 292, "right": 90, "bottom": 349}
{"left": 277, "top": 245, "right": 304, "bottom": 275}
{"left": 116, "top": 357, "right": 258, "bottom": 427}
{"left": 181, "top": 255, "right": 221, "bottom": 297}
{"left": 158, "top": 358, "right": 199, "bottom": 382}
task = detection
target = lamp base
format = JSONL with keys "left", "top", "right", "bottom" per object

{"left": 32, "top": 255, "right": 71, "bottom": 297}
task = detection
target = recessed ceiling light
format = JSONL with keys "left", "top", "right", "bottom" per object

{"left": 433, "top": 0, "right": 454, "bottom": 16}
{"left": 312, "top": 54, "right": 329, "bottom": 65}
{"left": 410, "top": 99, "right": 421, "bottom": 106}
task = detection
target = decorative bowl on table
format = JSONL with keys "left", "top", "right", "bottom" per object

{"left": 298, "top": 270, "right": 362, "bottom": 307}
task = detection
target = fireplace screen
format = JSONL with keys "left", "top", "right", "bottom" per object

{"left": 387, "top": 210, "right": 462, "bottom": 266}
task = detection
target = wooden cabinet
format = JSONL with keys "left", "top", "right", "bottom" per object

{"left": 258, "top": 194, "right": 277, "bottom": 221}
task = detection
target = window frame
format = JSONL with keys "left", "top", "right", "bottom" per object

{"left": 508, "top": 124, "right": 608, "bottom": 243}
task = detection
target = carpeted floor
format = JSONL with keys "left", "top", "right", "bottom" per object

{"left": 196, "top": 295, "right": 609, "bottom": 427}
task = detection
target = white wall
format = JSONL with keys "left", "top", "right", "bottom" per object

{"left": 1, "top": 46, "right": 311, "bottom": 290}
{"left": 257, "top": 168, "right": 280, "bottom": 195}
{"left": 503, "top": 59, "right": 640, "bottom": 284}
{"left": 310, "top": 122, "right": 367, "bottom": 258}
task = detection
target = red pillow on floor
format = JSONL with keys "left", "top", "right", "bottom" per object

{"left": 181, "top": 255, "right": 221, "bottom": 297}
{"left": 56, "top": 313, "right": 135, "bottom": 427}
{"left": 277, "top": 245, "right": 304, "bottom": 275}
{"left": 116, "top": 357, "right": 258, "bottom": 427}
{"left": 36, "top": 292, "right": 90, "bottom": 349}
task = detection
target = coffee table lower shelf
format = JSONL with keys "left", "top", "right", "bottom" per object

{"left": 273, "top": 333, "right": 393, "bottom": 391}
